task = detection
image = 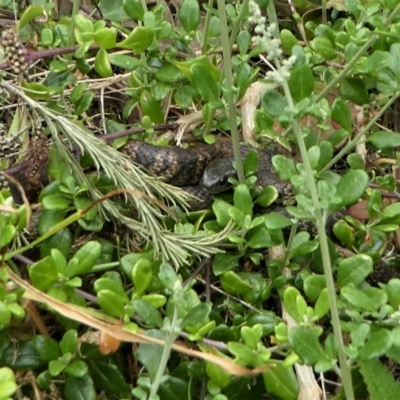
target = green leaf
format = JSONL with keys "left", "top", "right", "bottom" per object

{"left": 131, "top": 258, "right": 153, "bottom": 296}
{"left": 158, "top": 263, "right": 179, "bottom": 290}
{"left": 1, "top": 339, "right": 45, "bottom": 369}
{"left": 139, "top": 90, "right": 164, "bottom": 123}
{"left": 190, "top": 63, "right": 219, "bottom": 102}
{"left": 42, "top": 194, "right": 71, "bottom": 210}
{"left": 64, "top": 374, "right": 96, "bottom": 400}
{"left": 350, "top": 322, "right": 370, "bottom": 348}
{"left": 49, "top": 359, "right": 67, "bottom": 376}
{"left": 262, "top": 362, "right": 299, "bottom": 400}
{"left": 206, "top": 360, "right": 231, "bottom": 388}
{"left": 65, "top": 241, "right": 101, "bottom": 277}
{"left": 307, "top": 145, "right": 320, "bottom": 169}
{"left": 220, "top": 272, "right": 252, "bottom": 296}
{"left": 336, "top": 169, "right": 368, "bottom": 207}
{"left": 97, "top": 290, "right": 127, "bottom": 318}
{"left": 367, "top": 131, "right": 400, "bottom": 149}
{"left": 289, "top": 234, "right": 318, "bottom": 258}
{"left": 109, "top": 54, "right": 142, "bottom": 70}
{"left": 241, "top": 325, "right": 263, "bottom": 350}
{"left": 123, "top": 0, "right": 144, "bottom": 20}
{"left": 233, "top": 184, "right": 252, "bottom": 217}
{"left": 32, "top": 335, "right": 60, "bottom": 362}
{"left": 213, "top": 200, "right": 233, "bottom": 227}
{"left": 246, "top": 227, "right": 274, "bottom": 249}
{"left": 314, "top": 288, "right": 330, "bottom": 319}
{"left": 0, "top": 225, "right": 15, "bottom": 248}
{"left": 237, "top": 30, "right": 252, "bottom": 55}
{"left": 332, "top": 219, "right": 355, "bottom": 247}
{"left": 29, "top": 257, "right": 59, "bottom": 291}
{"left": 280, "top": 29, "right": 299, "bottom": 54}
{"left": 359, "top": 329, "right": 393, "bottom": 360}
{"left": 212, "top": 253, "right": 240, "bottom": 275}
{"left": 311, "top": 37, "right": 336, "bottom": 60}
{"left": 358, "top": 359, "right": 400, "bottom": 400}
{"left": 60, "top": 330, "right": 78, "bottom": 356}
{"left": 264, "top": 211, "right": 292, "bottom": 229}
{"left": 228, "top": 341, "right": 260, "bottom": 367}
{"left": 364, "top": 287, "right": 387, "bottom": 309}
{"left": 22, "top": 81, "right": 51, "bottom": 100}
{"left": 0, "top": 301, "right": 11, "bottom": 325}
{"left": 75, "top": 14, "right": 93, "bottom": 33}
{"left": 88, "top": 362, "right": 130, "bottom": 394}
{"left": 283, "top": 287, "right": 303, "bottom": 323}
{"left": 0, "top": 367, "right": 16, "bottom": 398}
{"left": 133, "top": 299, "right": 162, "bottom": 327}
{"left": 337, "top": 254, "right": 373, "bottom": 287}
{"left": 303, "top": 274, "right": 326, "bottom": 302}
{"left": 170, "top": 56, "right": 220, "bottom": 81}
{"left": 381, "top": 202, "right": 400, "bottom": 222}
{"left": 288, "top": 64, "right": 314, "bottom": 102}
{"left": 272, "top": 155, "right": 296, "bottom": 181}
{"left": 357, "top": 50, "right": 393, "bottom": 75}
{"left": 182, "top": 302, "right": 211, "bottom": 329}
{"left": 178, "top": 0, "right": 200, "bottom": 32}
{"left": 158, "top": 376, "right": 189, "bottom": 400}
{"left": 18, "top": 5, "right": 44, "bottom": 29}
{"left": 340, "top": 287, "right": 376, "bottom": 312}
{"left": 347, "top": 153, "right": 365, "bottom": 169}
{"left": 94, "top": 48, "right": 113, "bottom": 77}
{"left": 261, "top": 90, "right": 287, "bottom": 117}
{"left": 340, "top": 77, "right": 369, "bottom": 105}
{"left": 141, "top": 294, "right": 166, "bottom": 308}
{"left": 135, "top": 330, "right": 164, "bottom": 381}
{"left": 40, "top": 229, "right": 72, "bottom": 260}
{"left": 74, "top": 91, "right": 94, "bottom": 116}
{"left": 118, "top": 26, "right": 154, "bottom": 53}
{"left": 94, "top": 27, "right": 117, "bottom": 49}
{"left": 64, "top": 360, "right": 88, "bottom": 378}
{"left": 331, "top": 99, "right": 352, "bottom": 132}
{"left": 155, "top": 63, "right": 182, "bottom": 82}
{"left": 386, "top": 279, "right": 400, "bottom": 309}
{"left": 287, "top": 326, "right": 330, "bottom": 365}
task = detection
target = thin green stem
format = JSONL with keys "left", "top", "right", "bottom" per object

{"left": 281, "top": 80, "right": 355, "bottom": 400}
{"left": 201, "top": 0, "right": 215, "bottom": 54}
{"left": 229, "top": 0, "right": 250, "bottom": 49}
{"left": 69, "top": 0, "right": 81, "bottom": 42}
{"left": 320, "top": 92, "right": 400, "bottom": 174}
{"left": 149, "top": 306, "right": 180, "bottom": 398}
{"left": 266, "top": 0, "right": 279, "bottom": 38}
{"left": 217, "top": 0, "right": 245, "bottom": 184}
{"left": 321, "top": 0, "right": 327, "bottom": 24}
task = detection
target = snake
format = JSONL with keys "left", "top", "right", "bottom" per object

{"left": 120, "top": 137, "right": 287, "bottom": 200}
{"left": 2, "top": 135, "right": 397, "bottom": 284}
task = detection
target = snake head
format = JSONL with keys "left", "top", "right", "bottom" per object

{"left": 200, "top": 158, "right": 237, "bottom": 194}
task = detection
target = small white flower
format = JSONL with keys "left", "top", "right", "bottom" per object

{"left": 248, "top": 0, "right": 296, "bottom": 84}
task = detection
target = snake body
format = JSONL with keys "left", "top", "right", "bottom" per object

{"left": 5, "top": 136, "right": 280, "bottom": 202}
{"left": 122, "top": 137, "right": 240, "bottom": 186}
{"left": 121, "top": 137, "right": 282, "bottom": 194}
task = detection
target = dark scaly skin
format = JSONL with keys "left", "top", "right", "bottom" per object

{"left": 120, "top": 137, "right": 234, "bottom": 186}
{"left": 200, "top": 146, "right": 287, "bottom": 194}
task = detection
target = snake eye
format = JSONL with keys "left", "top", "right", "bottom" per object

{"left": 218, "top": 177, "right": 228, "bottom": 185}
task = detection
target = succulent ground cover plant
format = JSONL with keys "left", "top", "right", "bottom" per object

{"left": 1, "top": 0, "right": 400, "bottom": 399}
